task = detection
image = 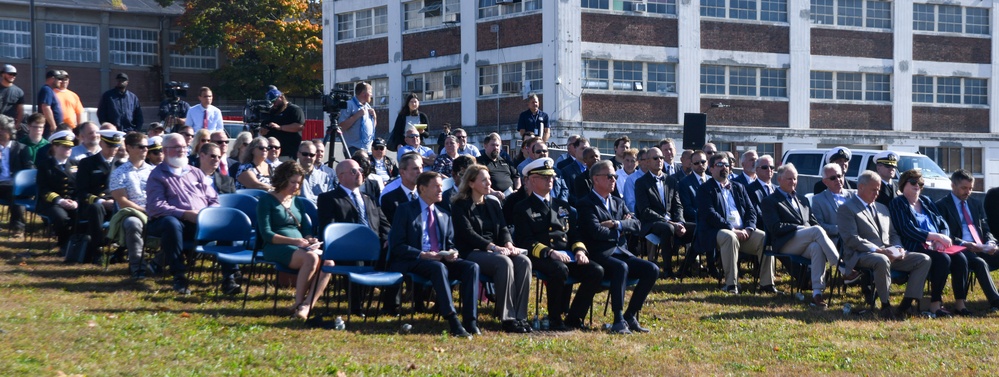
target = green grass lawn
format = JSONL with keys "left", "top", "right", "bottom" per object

{"left": 2, "top": 234, "right": 999, "bottom": 376}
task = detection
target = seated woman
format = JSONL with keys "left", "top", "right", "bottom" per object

{"left": 236, "top": 136, "right": 273, "bottom": 191}
{"left": 258, "top": 161, "right": 332, "bottom": 319}
{"left": 889, "top": 169, "right": 964, "bottom": 317}
{"left": 451, "top": 164, "right": 533, "bottom": 333}
{"left": 431, "top": 135, "right": 459, "bottom": 178}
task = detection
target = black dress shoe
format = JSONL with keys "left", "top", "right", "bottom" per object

{"left": 172, "top": 277, "right": 191, "bottom": 295}
{"left": 609, "top": 321, "right": 631, "bottom": 335}
{"left": 879, "top": 305, "right": 897, "bottom": 321}
{"left": 564, "top": 317, "right": 588, "bottom": 331}
{"left": 518, "top": 319, "right": 534, "bottom": 333}
{"left": 934, "top": 308, "right": 953, "bottom": 318}
{"left": 625, "top": 316, "right": 650, "bottom": 333}
{"left": 221, "top": 278, "right": 242, "bottom": 295}
{"left": 502, "top": 320, "right": 528, "bottom": 334}
{"left": 721, "top": 285, "right": 739, "bottom": 295}
{"left": 548, "top": 320, "right": 570, "bottom": 332}
{"left": 447, "top": 316, "right": 471, "bottom": 338}
{"left": 955, "top": 307, "right": 974, "bottom": 317}
{"left": 463, "top": 320, "right": 482, "bottom": 336}
{"left": 758, "top": 285, "right": 782, "bottom": 295}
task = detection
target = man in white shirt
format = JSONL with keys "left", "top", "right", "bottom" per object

{"left": 185, "top": 87, "right": 223, "bottom": 133}
{"left": 70, "top": 122, "right": 100, "bottom": 162}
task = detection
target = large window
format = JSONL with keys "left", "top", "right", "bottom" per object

{"left": 809, "top": 0, "right": 891, "bottom": 29}
{"left": 478, "top": 60, "right": 542, "bottom": 97}
{"left": 700, "top": 0, "right": 787, "bottom": 22}
{"left": 699, "top": 65, "right": 787, "bottom": 98}
{"left": 582, "top": 0, "right": 677, "bottom": 15}
{"left": 337, "top": 6, "right": 388, "bottom": 41}
{"left": 404, "top": 0, "right": 460, "bottom": 31}
{"left": 479, "top": 0, "right": 542, "bottom": 19}
{"left": 913, "top": 4, "right": 989, "bottom": 35}
{"left": 45, "top": 23, "right": 98, "bottom": 63}
{"left": 168, "top": 31, "right": 217, "bottom": 70}
{"left": 912, "top": 76, "right": 988, "bottom": 105}
{"left": 109, "top": 28, "right": 158, "bottom": 67}
{"left": 919, "top": 146, "right": 983, "bottom": 188}
{"left": 406, "top": 70, "right": 460, "bottom": 102}
{"left": 0, "top": 19, "right": 30, "bottom": 59}
{"left": 582, "top": 59, "right": 676, "bottom": 93}
{"left": 809, "top": 71, "right": 891, "bottom": 102}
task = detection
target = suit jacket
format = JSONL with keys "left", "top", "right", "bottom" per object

{"left": 746, "top": 179, "right": 775, "bottom": 216}
{"left": 389, "top": 199, "right": 454, "bottom": 262}
{"left": 576, "top": 191, "right": 640, "bottom": 257}
{"left": 560, "top": 161, "right": 585, "bottom": 205}
{"left": 935, "top": 194, "right": 996, "bottom": 245}
{"left": 512, "top": 194, "right": 585, "bottom": 259}
{"left": 876, "top": 180, "right": 898, "bottom": 207}
{"left": 731, "top": 173, "right": 753, "bottom": 188}
{"left": 502, "top": 187, "right": 529, "bottom": 226}
{"left": 761, "top": 189, "right": 820, "bottom": 253}
{"left": 811, "top": 189, "right": 856, "bottom": 245}
{"left": 888, "top": 195, "right": 950, "bottom": 254}
{"left": 317, "top": 185, "right": 390, "bottom": 245}
{"left": 836, "top": 196, "right": 900, "bottom": 271}
{"left": 694, "top": 179, "right": 757, "bottom": 253}
{"left": 634, "top": 171, "right": 683, "bottom": 236}
{"left": 677, "top": 173, "right": 707, "bottom": 223}
{"left": 210, "top": 169, "right": 236, "bottom": 194}
{"left": 813, "top": 179, "right": 854, "bottom": 195}
{"left": 452, "top": 196, "right": 512, "bottom": 258}
{"left": 380, "top": 185, "right": 416, "bottom": 221}
{"left": 76, "top": 152, "right": 122, "bottom": 205}
{"left": 37, "top": 156, "right": 78, "bottom": 206}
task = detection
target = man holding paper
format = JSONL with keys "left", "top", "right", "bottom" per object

{"left": 935, "top": 169, "right": 999, "bottom": 312}
{"left": 837, "top": 170, "right": 931, "bottom": 320}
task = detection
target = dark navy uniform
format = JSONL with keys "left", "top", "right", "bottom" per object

{"left": 76, "top": 151, "right": 123, "bottom": 259}
{"left": 37, "top": 154, "right": 78, "bottom": 247}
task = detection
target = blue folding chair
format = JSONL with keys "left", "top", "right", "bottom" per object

{"left": 236, "top": 188, "right": 269, "bottom": 200}
{"left": 194, "top": 207, "right": 255, "bottom": 300}
{"left": 297, "top": 197, "right": 319, "bottom": 235}
{"left": 319, "top": 223, "right": 403, "bottom": 323}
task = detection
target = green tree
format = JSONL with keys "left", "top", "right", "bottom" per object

{"left": 159, "top": 0, "right": 323, "bottom": 99}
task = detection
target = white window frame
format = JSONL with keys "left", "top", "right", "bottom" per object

{"left": 700, "top": 0, "right": 788, "bottom": 23}
{"left": 109, "top": 27, "right": 159, "bottom": 67}
{"left": 168, "top": 31, "right": 218, "bottom": 70}
{"left": 582, "top": 0, "right": 677, "bottom": 15}
{"left": 338, "top": 7, "right": 389, "bottom": 42}
{"left": 478, "top": 60, "right": 543, "bottom": 98}
{"left": 478, "top": 0, "right": 543, "bottom": 20}
{"left": 912, "top": 75, "right": 989, "bottom": 106}
{"left": 912, "top": 4, "right": 990, "bottom": 36}
{"left": 809, "top": 71, "right": 892, "bottom": 103}
{"left": 405, "top": 70, "right": 461, "bottom": 103}
{"left": 700, "top": 65, "right": 788, "bottom": 99}
{"left": 0, "top": 18, "right": 31, "bottom": 59}
{"left": 405, "top": 0, "right": 460, "bottom": 32}
{"left": 584, "top": 59, "right": 677, "bottom": 94}
{"left": 808, "top": 0, "right": 892, "bottom": 30}
{"left": 45, "top": 22, "right": 99, "bottom": 63}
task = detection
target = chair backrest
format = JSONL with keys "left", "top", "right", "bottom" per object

{"left": 296, "top": 197, "right": 319, "bottom": 234}
{"left": 217, "top": 193, "right": 259, "bottom": 228}
{"left": 321, "top": 223, "right": 381, "bottom": 263}
{"left": 236, "top": 188, "right": 269, "bottom": 200}
{"left": 196, "top": 207, "right": 253, "bottom": 243}
{"left": 12, "top": 169, "right": 37, "bottom": 197}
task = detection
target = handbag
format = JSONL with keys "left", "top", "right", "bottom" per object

{"left": 64, "top": 234, "right": 91, "bottom": 263}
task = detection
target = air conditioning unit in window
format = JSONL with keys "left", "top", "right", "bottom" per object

{"left": 634, "top": 2, "right": 647, "bottom": 13}
{"left": 444, "top": 74, "right": 460, "bottom": 88}
{"left": 443, "top": 13, "right": 459, "bottom": 23}
{"left": 407, "top": 78, "right": 425, "bottom": 93}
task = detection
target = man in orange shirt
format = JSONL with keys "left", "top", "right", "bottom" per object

{"left": 53, "top": 70, "right": 84, "bottom": 128}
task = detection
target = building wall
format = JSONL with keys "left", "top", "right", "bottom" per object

{"left": 811, "top": 29, "right": 893, "bottom": 59}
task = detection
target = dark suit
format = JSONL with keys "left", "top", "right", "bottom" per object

{"left": 634, "top": 172, "right": 689, "bottom": 274}
{"left": 380, "top": 185, "right": 416, "bottom": 221}
{"left": 677, "top": 173, "right": 706, "bottom": 223}
{"left": 888, "top": 195, "right": 967, "bottom": 303}
{"left": 760, "top": 189, "right": 839, "bottom": 291}
{"left": 695, "top": 179, "right": 773, "bottom": 287}
{"left": 512, "top": 194, "right": 602, "bottom": 326}
{"left": 935, "top": 194, "right": 999, "bottom": 305}
{"left": 76, "top": 152, "right": 123, "bottom": 260}
{"left": 209, "top": 169, "right": 235, "bottom": 194}
{"left": 745, "top": 179, "right": 775, "bottom": 219}
{"left": 730, "top": 172, "right": 753, "bottom": 188}
{"left": 576, "top": 191, "right": 658, "bottom": 322}
{"left": 559, "top": 159, "right": 585, "bottom": 205}
{"left": 37, "top": 156, "right": 78, "bottom": 247}
{"left": 837, "top": 196, "right": 931, "bottom": 306}
{"left": 502, "top": 187, "right": 528, "bottom": 227}
{"left": 1, "top": 141, "right": 35, "bottom": 231}
{"left": 876, "top": 180, "right": 897, "bottom": 207}
{"left": 387, "top": 199, "right": 478, "bottom": 322}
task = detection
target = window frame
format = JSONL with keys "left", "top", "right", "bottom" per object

{"left": 0, "top": 18, "right": 31, "bottom": 60}
{"left": 582, "top": 59, "right": 677, "bottom": 94}
{"left": 912, "top": 4, "right": 990, "bottom": 36}
{"left": 581, "top": 0, "right": 678, "bottom": 15}
{"left": 700, "top": 0, "right": 788, "bottom": 23}
{"left": 168, "top": 31, "right": 218, "bottom": 70}
{"left": 109, "top": 27, "right": 159, "bottom": 67}
{"left": 478, "top": 0, "right": 543, "bottom": 20}
{"left": 478, "top": 60, "right": 543, "bottom": 98}
{"left": 809, "top": 71, "right": 892, "bottom": 103}
{"left": 809, "top": 0, "right": 892, "bottom": 30}
{"left": 911, "top": 75, "right": 989, "bottom": 106}
{"left": 44, "top": 22, "right": 99, "bottom": 63}
{"left": 700, "top": 65, "right": 788, "bottom": 99}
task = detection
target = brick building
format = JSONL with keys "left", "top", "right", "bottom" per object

{"left": 323, "top": 0, "right": 999, "bottom": 188}
{"left": 0, "top": 0, "right": 220, "bottom": 124}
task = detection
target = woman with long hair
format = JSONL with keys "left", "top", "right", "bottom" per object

{"left": 235, "top": 136, "right": 273, "bottom": 190}
{"left": 229, "top": 131, "right": 253, "bottom": 176}
{"left": 388, "top": 93, "right": 429, "bottom": 152}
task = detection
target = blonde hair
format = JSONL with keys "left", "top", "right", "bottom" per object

{"left": 452, "top": 164, "right": 489, "bottom": 203}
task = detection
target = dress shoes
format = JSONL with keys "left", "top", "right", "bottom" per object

{"left": 624, "top": 316, "right": 650, "bottom": 333}
{"left": 548, "top": 319, "right": 570, "bottom": 332}
{"left": 447, "top": 316, "right": 471, "bottom": 338}
{"left": 721, "top": 285, "right": 739, "bottom": 295}
{"left": 954, "top": 307, "right": 974, "bottom": 317}
{"left": 221, "top": 278, "right": 242, "bottom": 295}
{"left": 502, "top": 320, "right": 529, "bottom": 334}
{"left": 879, "top": 305, "right": 896, "bottom": 321}
{"left": 172, "top": 277, "right": 191, "bottom": 295}
{"left": 518, "top": 319, "right": 534, "bottom": 333}
{"left": 934, "top": 308, "right": 953, "bottom": 318}
{"left": 462, "top": 320, "right": 481, "bottom": 336}
{"left": 609, "top": 321, "right": 632, "bottom": 335}
{"left": 758, "top": 285, "right": 782, "bottom": 295}
{"left": 810, "top": 294, "right": 827, "bottom": 309}
{"left": 564, "top": 317, "right": 588, "bottom": 331}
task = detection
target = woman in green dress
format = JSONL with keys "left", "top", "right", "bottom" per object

{"left": 258, "top": 161, "right": 332, "bottom": 319}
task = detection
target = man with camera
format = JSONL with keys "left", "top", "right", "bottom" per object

{"left": 337, "top": 82, "right": 376, "bottom": 155}
{"left": 259, "top": 86, "right": 304, "bottom": 160}
{"left": 158, "top": 82, "right": 190, "bottom": 133}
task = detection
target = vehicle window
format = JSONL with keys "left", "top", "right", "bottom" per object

{"left": 900, "top": 156, "right": 948, "bottom": 179}
{"left": 784, "top": 153, "right": 823, "bottom": 175}
{"left": 844, "top": 157, "right": 862, "bottom": 177}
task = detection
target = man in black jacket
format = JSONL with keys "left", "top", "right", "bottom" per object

{"left": 76, "top": 130, "right": 125, "bottom": 262}
{"left": 634, "top": 147, "right": 688, "bottom": 276}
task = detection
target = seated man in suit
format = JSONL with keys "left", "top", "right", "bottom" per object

{"left": 761, "top": 163, "right": 839, "bottom": 308}
{"left": 380, "top": 152, "right": 422, "bottom": 220}
{"left": 811, "top": 163, "right": 861, "bottom": 283}
{"left": 837, "top": 170, "right": 931, "bottom": 319}
{"left": 696, "top": 153, "right": 775, "bottom": 294}
{"left": 76, "top": 129, "right": 125, "bottom": 262}
{"left": 577, "top": 160, "right": 658, "bottom": 334}
{"left": 935, "top": 169, "right": 999, "bottom": 312}
{"left": 513, "top": 158, "right": 603, "bottom": 331}
{"left": 387, "top": 171, "right": 480, "bottom": 337}
{"left": 813, "top": 146, "right": 854, "bottom": 194}
{"left": 558, "top": 136, "right": 589, "bottom": 205}
{"left": 634, "top": 146, "right": 688, "bottom": 277}
{"left": 731, "top": 149, "right": 757, "bottom": 187}
{"left": 197, "top": 142, "right": 235, "bottom": 194}
{"left": 109, "top": 132, "right": 156, "bottom": 279}
{"left": 745, "top": 154, "right": 777, "bottom": 218}
{"left": 317, "top": 159, "right": 394, "bottom": 315}
{"left": 677, "top": 150, "right": 709, "bottom": 223}
{"left": 572, "top": 147, "right": 607, "bottom": 198}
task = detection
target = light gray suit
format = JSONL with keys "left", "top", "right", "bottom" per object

{"left": 837, "top": 196, "right": 931, "bottom": 305}
{"left": 811, "top": 189, "right": 856, "bottom": 246}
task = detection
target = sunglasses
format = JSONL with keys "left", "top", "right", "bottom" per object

{"left": 300, "top": 152, "right": 316, "bottom": 157}
{"left": 651, "top": 156, "right": 666, "bottom": 161}
{"left": 757, "top": 165, "right": 775, "bottom": 170}
{"left": 3, "top": 72, "right": 15, "bottom": 76}
{"left": 373, "top": 146, "right": 385, "bottom": 150}
{"left": 906, "top": 178, "right": 924, "bottom": 187}
{"left": 455, "top": 136, "right": 467, "bottom": 139}
{"left": 203, "top": 154, "right": 222, "bottom": 159}
{"left": 599, "top": 174, "right": 617, "bottom": 180}
{"left": 692, "top": 161, "right": 707, "bottom": 165}
{"left": 256, "top": 146, "right": 268, "bottom": 151}
{"left": 200, "top": 138, "right": 211, "bottom": 143}
{"left": 825, "top": 174, "right": 843, "bottom": 180}
{"left": 242, "top": 143, "right": 250, "bottom": 147}
{"left": 129, "top": 144, "right": 148, "bottom": 150}
{"left": 405, "top": 135, "right": 419, "bottom": 139}
{"left": 533, "top": 149, "right": 549, "bottom": 154}
{"left": 212, "top": 140, "right": 229, "bottom": 145}
{"left": 268, "top": 146, "right": 281, "bottom": 150}
{"left": 714, "top": 162, "right": 731, "bottom": 168}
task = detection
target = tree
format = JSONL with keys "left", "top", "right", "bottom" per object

{"left": 158, "top": 0, "right": 323, "bottom": 99}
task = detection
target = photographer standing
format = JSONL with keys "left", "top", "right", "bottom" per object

{"left": 337, "top": 82, "right": 376, "bottom": 155}
{"left": 158, "top": 82, "right": 190, "bottom": 132}
{"left": 259, "top": 86, "right": 304, "bottom": 160}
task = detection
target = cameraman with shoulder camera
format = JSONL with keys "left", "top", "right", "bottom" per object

{"left": 158, "top": 81, "right": 190, "bottom": 133}
{"left": 259, "top": 86, "right": 304, "bottom": 160}
{"left": 337, "top": 82, "right": 376, "bottom": 155}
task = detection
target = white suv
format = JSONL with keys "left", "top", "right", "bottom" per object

{"left": 781, "top": 149, "right": 951, "bottom": 189}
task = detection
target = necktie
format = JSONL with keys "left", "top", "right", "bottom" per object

{"left": 353, "top": 190, "right": 369, "bottom": 227}
{"left": 203, "top": 109, "right": 209, "bottom": 131}
{"left": 426, "top": 206, "right": 439, "bottom": 251}
{"left": 869, "top": 205, "right": 882, "bottom": 234}
{"left": 961, "top": 201, "right": 983, "bottom": 244}
{"left": 410, "top": 191, "right": 417, "bottom": 201}
{"left": 764, "top": 184, "right": 771, "bottom": 196}
{"left": 220, "top": 160, "right": 228, "bottom": 176}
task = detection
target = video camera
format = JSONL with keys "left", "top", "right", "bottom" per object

{"left": 322, "top": 89, "right": 352, "bottom": 115}
{"left": 163, "top": 81, "right": 190, "bottom": 119}
{"left": 243, "top": 99, "right": 273, "bottom": 132}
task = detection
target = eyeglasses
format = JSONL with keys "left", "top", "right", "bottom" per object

{"left": 203, "top": 154, "right": 222, "bottom": 159}
{"left": 757, "top": 165, "right": 775, "bottom": 170}
{"left": 714, "top": 162, "right": 731, "bottom": 168}
{"left": 405, "top": 135, "right": 419, "bottom": 139}
{"left": 373, "top": 146, "right": 385, "bottom": 151}
{"left": 533, "top": 149, "right": 549, "bottom": 154}
{"left": 825, "top": 174, "right": 843, "bottom": 180}
{"left": 651, "top": 156, "right": 666, "bottom": 161}
{"left": 599, "top": 174, "right": 617, "bottom": 180}
{"left": 256, "top": 146, "right": 268, "bottom": 151}
{"left": 182, "top": 133, "right": 194, "bottom": 138}
{"left": 300, "top": 152, "right": 316, "bottom": 157}
{"left": 692, "top": 161, "right": 707, "bottom": 165}
{"left": 906, "top": 178, "right": 924, "bottom": 187}
{"left": 212, "top": 140, "right": 229, "bottom": 145}
{"left": 268, "top": 146, "right": 281, "bottom": 150}
{"left": 129, "top": 144, "right": 148, "bottom": 150}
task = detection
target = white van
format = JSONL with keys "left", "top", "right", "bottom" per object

{"left": 781, "top": 149, "right": 951, "bottom": 189}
